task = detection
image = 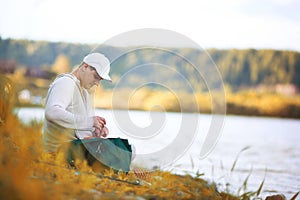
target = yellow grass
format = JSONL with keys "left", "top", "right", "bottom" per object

{"left": 94, "top": 87, "right": 300, "bottom": 118}
{"left": 226, "top": 91, "right": 300, "bottom": 118}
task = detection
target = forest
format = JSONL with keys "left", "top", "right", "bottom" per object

{"left": 1, "top": 37, "right": 300, "bottom": 88}
{"left": 1, "top": 37, "right": 300, "bottom": 118}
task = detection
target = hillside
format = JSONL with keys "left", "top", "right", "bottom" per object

{"left": 1, "top": 37, "right": 300, "bottom": 91}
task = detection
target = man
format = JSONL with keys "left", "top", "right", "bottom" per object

{"left": 43, "top": 52, "right": 111, "bottom": 153}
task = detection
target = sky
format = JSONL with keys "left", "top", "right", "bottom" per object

{"left": 0, "top": 0, "right": 300, "bottom": 51}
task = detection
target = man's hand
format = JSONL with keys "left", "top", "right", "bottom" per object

{"left": 94, "top": 126, "right": 109, "bottom": 138}
{"left": 93, "top": 116, "right": 106, "bottom": 129}
{"left": 100, "top": 126, "right": 109, "bottom": 137}
{"left": 93, "top": 116, "right": 109, "bottom": 138}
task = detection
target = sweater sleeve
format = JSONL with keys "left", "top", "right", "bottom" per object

{"left": 44, "top": 77, "right": 94, "bottom": 130}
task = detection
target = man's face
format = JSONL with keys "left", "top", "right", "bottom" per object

{"left": 81, "top": 65, "right": 103, "bottom": 89}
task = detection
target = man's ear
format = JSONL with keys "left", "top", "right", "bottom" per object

{"left": 81, "top": 63, "right": 89, "bottom": 71}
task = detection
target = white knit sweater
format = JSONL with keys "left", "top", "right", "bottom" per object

{"left": 43, "top": 73, "right": 94, "bottom": 152}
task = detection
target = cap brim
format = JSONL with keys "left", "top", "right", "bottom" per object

{"left": 101, "top": 75, "right": 112, "bottom": 83}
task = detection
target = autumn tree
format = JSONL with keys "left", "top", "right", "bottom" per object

{"left": 51, "top": 54, "right": 70, "bottom": 74}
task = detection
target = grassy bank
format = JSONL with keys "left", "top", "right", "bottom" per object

{"left": 93, "top": 88, "right": 300, "bottom": 119}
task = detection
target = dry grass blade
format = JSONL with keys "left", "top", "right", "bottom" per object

{"left": 256, "top": 168, "right": 268, "bottom": 197}
{"left": 290, "top": 191, "right": 299, "bottom": 200}
{"left": 231, "top": 146, "right": 251, "bottom": 172}
{"left": 195, "top": 170, "right": 205, "bottom": 178}
{"left": 238, "top": 167, "right": 253, "bottom": 196}
{"left": 242, "top": 167, "right": 252, "bottom": 190}
{"left": 256, "top": 179, "right": 265, "bottom": 197}
{"left": 240, "top": 146, "right": 251, "bottom": 152}
{"left": 190, "top": 155, "right": 195, "bottom": 170}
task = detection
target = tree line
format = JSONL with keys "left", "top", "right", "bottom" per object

{"left": 208, "top": 48, "right": 300, "bottom": 89}
{"left": 1, "top": 37, "right": 299, "bottom": 91}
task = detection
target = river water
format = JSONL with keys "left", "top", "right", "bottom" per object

{"left": 16, "top": 108, "right": 300, "bottom": 199}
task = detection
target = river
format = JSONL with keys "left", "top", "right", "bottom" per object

{"left": 16, "top": 108, "right": 300, "bottom": 199}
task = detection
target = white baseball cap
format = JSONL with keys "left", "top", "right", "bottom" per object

{"left": 83, "top": 52, "right": 112, "bottom": 82}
